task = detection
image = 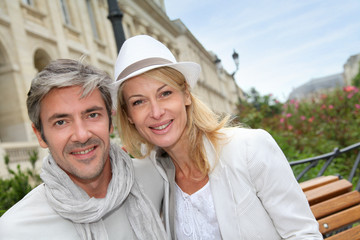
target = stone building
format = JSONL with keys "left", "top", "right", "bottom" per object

{"left": 288, "top": 53, "right": 360, "bottom": 101}
{"left": 343, "top": 53, "right": 360, "bottom": 85}
{"left": 0, "top": 0, "right": 244, "bottom": 177}
{"left": 288, "top": 73, "right": 345, "bottom": 100}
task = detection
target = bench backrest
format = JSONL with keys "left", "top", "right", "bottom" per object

{"left": 300, "top": 176, "right": 360, "bottom": 239}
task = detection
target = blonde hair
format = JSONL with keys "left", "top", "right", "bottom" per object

{"left": 116, "top": 67, "right": 230, "bottom": 175}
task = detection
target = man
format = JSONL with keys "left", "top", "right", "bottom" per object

{"left": 0, "top": 59, "right": 167, "bottom": 240}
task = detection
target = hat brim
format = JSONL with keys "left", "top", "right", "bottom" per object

{"left": 110, "top": 61, "right": 201, "bottom": 107}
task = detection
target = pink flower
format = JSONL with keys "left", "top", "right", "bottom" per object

{"left": 300, "top": 115, "right": 306, "bottom": 121}
{"left": 344, "top": 86, "right": 356, "bottom": 92}
{"left": 286, "top": 113, "right": 292, "bottom": 118}
{"left": 348, "top": 93, "right": 354, "bottom": 99}
{"left": 295, "top": 101, "right": 299, "bottom": 109}
{"left": 288, "top": 125, "right": 293, "bottom": 130}
{"left": 308, "top": 116, "right": 314, "bottom": 123}
{"left": 355, "top": 104, "right": 360, "bottom": 109}
{"left": 280, "top": 118, "right": 285, "bottom": 123}
{"left": 321, "top": 104, "right": 326, "bottom": 109}
{"left": 328, "top": 105, "right": 334, "bottom": 109}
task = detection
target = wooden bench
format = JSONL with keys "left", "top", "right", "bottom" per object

{"left": 300, "top": 176, "right": 360, "bottom": 239}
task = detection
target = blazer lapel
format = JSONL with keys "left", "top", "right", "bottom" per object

{"left": 204, "top": 137, "right": 242, "bottom": 239}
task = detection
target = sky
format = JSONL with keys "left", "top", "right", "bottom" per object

{"left": 164, "top": 0, "right": 360, "bottom": 102}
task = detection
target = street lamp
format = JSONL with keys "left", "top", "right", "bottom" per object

{"left": 232, "top": 49, "right": 239, "bottom": 72}
{"left": 107, "top": 0, "right": 126, "bottom": 52}
{"left": 215, "top": 49, "right": 241, "bottom": 103}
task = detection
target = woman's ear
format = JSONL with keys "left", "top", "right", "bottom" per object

{"left": 128, "top": 117, "right": 134, "bottom": 124}
{"left": 184, "top": 90, "right": 192, "bottom": 106}
{"left": 123, "top": 108, "right": 134, "bottom": 124}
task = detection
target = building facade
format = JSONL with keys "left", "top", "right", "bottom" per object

{"left": 288, "top": 53, "right": 360, "bottom": 101}
{"left": 0, "top": 0, "right": 243, "bottom": 177}
{"left": 343, "top": 53, "right": 360, "bottom": 85}
{"left": 288, "top": 73, "right": 345, "bottom": 100}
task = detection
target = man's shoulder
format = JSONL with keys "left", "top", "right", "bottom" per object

{"left": 1, "top": 184, "right": 47, "bottom": 220}
{"left": 132, "top": 157, "right": 164, "bottom": 213}
{"left": 132, "top": 157, "right": 164, "bottom": 187}
{"left": 0, "top": 184, "right": 78, "bottom": 239}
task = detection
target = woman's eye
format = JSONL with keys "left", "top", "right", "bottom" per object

{"left": 162, "top": 91, "right": 172, "bottom": 97}
{"left": 133, "top": 100, "right": 143, "bottom": 106}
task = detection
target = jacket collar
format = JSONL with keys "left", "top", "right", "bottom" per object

{"left": 203, "top": 135, "right": 242, "bottom": 239}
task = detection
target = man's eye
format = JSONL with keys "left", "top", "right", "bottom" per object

{"left": 55, "top": 120, "right": 65, "bottom": 126}
{"left": 89, "top": 113, "right": 99, "bottom": 118}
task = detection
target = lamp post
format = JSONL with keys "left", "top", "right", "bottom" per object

{"left": 215, "top": 49, "right": 241, "bottom": 103}
{"left": 107, "top": 0, "right": 126, "bottom": 52}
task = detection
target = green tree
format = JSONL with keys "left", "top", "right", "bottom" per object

{"left": 237, "top": 87, "right": 283, "bottom": 128}
{"left": 0, "top": 151, "right": 41, "bottom": 216}
{"left": 351, "top": 63, "right": 360, "bottom": 87}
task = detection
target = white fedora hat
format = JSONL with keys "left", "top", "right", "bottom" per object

{"left": 113, "top": 35, "right": 201, "bottom": 89}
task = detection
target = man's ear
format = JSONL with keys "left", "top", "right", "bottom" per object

{"left": 32, "top": 124, "right": 48, "bottom": 148}
{"left": 110, "top": 123, "right": 114, "bottom": 134}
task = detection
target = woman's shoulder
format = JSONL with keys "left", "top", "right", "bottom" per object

{"left": 221, "top": 127, "right": 272, "bottom": 143}
{"left": 217, "top": 128, "right": 279, "bottom": 157}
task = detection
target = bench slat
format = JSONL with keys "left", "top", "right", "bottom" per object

{"left": 311, "top": 191, "right": 360, "bottom": 219}
{"left": 318, "top": 204, "right": 360, "bottom": 234}
{"left": 325, "top": 224, "right": 360, "bottom": 240}
{"left": 305, "top": 179, "right": 353, "bottom": 205}
{"left": 301, "top": 176, "right": 339, "bottom": 192}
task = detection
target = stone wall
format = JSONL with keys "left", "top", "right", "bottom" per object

{"left": 0, "top": 0, "right": 244, "bottom": 177}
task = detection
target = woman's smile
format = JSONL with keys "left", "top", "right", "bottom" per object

{"left": 150, "top": 120, "right": 173, "bottom": 131}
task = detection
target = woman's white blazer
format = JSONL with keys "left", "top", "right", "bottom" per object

{"left": 151, "top": 128, "right": 323, "bottom": 240}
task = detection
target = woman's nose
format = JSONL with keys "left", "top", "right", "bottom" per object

{"left": 150, "top": 101, "right": 165, "bottom": 119}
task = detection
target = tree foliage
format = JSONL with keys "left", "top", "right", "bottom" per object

{"left": 352, "top": 63, "right": 360, "bottom": 87}
{"left": 0, "top": 151, "right": 41, "bottom": 216}
{"left": 236, "top": 85, "right": 360, "bottom": 183}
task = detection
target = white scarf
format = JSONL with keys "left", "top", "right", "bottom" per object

{"left": 40, "top": 143, "right": 166, "bottom": 240}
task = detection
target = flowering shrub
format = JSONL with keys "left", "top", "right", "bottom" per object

{"left": 237, "top": 88, "right": 283, "bottom": 128}
{"left": 237, "top": 85, "right": 360, "bottom": 183}
{"left": 277, "top": 86, "right": 359, "bottom": 155}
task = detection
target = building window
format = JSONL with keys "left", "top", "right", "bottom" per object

{"left": 59, "top": 0, "right": 71, "bottom": 25}
{"left": 86, "top": 0, "right": 99, "bottom": 39}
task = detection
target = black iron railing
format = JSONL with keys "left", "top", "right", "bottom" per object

{"left": 289, "top": 142, "right": 360, "bottom": 191}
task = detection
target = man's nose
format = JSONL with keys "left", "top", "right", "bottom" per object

{"left": 71, "top": 120, "right": 91, "bottom": 143}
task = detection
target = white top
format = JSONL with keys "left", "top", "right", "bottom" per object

{"left": 175, "top": 182, "right": 222, "bottom": 240}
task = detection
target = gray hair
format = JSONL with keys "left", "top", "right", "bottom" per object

{"left": 27, "top": 58, "right": 113, "bottom": 139}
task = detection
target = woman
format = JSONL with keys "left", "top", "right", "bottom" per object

{"left": 112, "top": 35, "right": 323, "bottom": 240}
